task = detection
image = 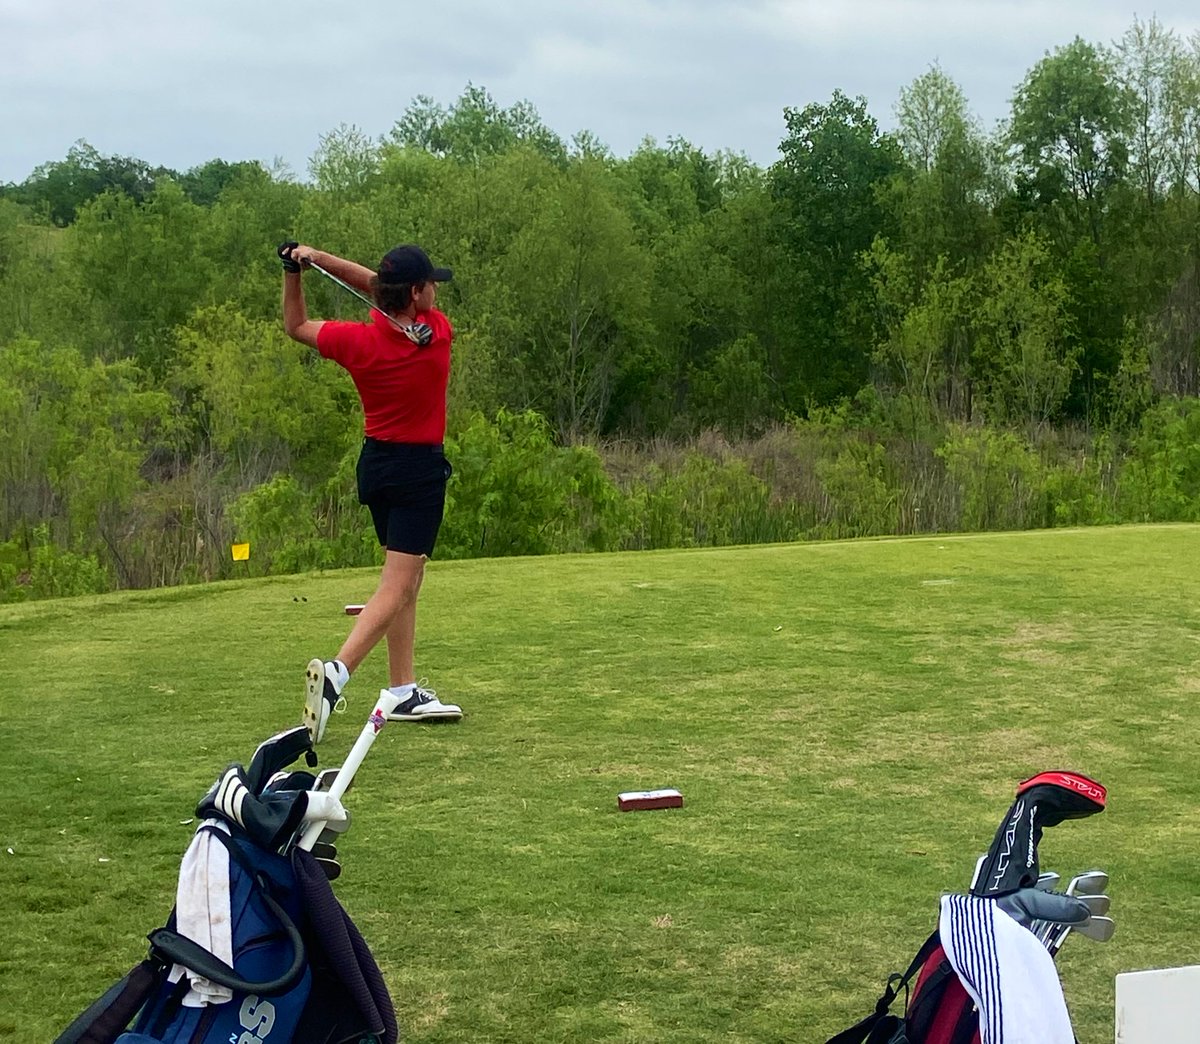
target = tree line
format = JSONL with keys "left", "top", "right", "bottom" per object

{"left": 3, "top": 18, "right": 1200, "bottom": 601}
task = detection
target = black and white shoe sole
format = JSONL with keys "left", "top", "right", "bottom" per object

{"left": 388, "top": 708, "right": 463, "bottom": 722}
{"left": 303, "top": 658, "right": 332, "bottom": 743}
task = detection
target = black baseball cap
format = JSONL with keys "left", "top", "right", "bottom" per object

{"left": 377, "top": 244, "right": 453, "bottom": 285}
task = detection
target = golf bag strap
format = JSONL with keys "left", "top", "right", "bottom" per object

{"left": 825, "top": 931, "right": 942, "bottom": 1044}
{"left": 52, "top": 958, "right": 162, "bottom": 1044}
{"left": 905, "top": 957, "right": 957, "bottom": 1037}
{"left": 147, "top": 827, "right": 307, "bottom": 997}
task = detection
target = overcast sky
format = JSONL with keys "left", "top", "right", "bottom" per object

{"left": 4, "top": 1, "right": 1200, "bottom": 184}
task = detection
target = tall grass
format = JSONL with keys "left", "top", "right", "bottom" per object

{"left": 7, "top": 399, "right": 1200, "bottom": 602}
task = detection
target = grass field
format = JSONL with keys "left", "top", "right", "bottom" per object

{"left": 2, "top": 525, "right": 1198, "bottom": 1042}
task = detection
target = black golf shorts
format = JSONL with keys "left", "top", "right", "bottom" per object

{"left": 356, "top": 439, "right": 452, "bottom": 557}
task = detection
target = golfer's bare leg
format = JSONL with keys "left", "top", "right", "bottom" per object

{"left": 337, "top": 550, "right": 424, "bottom": 673}
{"left": 385, "top": 560, "right": 424, "bottom": 686}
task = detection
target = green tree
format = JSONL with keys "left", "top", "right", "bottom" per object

{"left": 498, "top": 157, "right": 650, "bottom": 439}
{"left": 974, "top": 233, "right": 1077, "bottom": 428}
{"left": 1009, "top": 37, "right": 1133, "bottom": 247}
{"left": 770, "top": 91, "right": 905, "bottom": 408}
{"left": 308, "top": 123, "right": 381, "bottom": 202}
{"left": 8, "top": 140, "right": 175, "bottom": 226}
{"left": 173, "top": 304, "right": 356, "bottom": 486}
{"left": 0, "top": 337, "right": 171, "bottom": 585}
{"left": 66, "top": 180, "right": 214, "bottom": 373}
{"left": 178, "top": 158, "right": 273, "bottom": 207}
{"left": 889, "top": 66, "right": 996, "bottom": 275}
{"left": 865, "top": 240, "right": 974, "bottom": 433}
{"left": 388, "top": 85, "right": 566, "bottom": 165}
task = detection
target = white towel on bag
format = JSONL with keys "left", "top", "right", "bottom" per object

{"left": 168, "top": 819, "right": 234, "bottom": 1006}
{"left": 938, "top": 892, "right": 1074, "bottom": 1044}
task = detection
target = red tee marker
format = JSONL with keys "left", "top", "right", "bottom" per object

{"left": 618, "top": 789, "right": 683, "bottom": 812}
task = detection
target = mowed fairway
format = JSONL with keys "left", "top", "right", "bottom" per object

{"left": 2, "top": 525, "right": 1199, "bottom": 1042}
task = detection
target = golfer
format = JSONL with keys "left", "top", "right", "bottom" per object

{"left": 280, "top": 241, "right": 462, "bottom": 742}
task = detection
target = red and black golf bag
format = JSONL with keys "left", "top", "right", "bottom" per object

{"left": 827, "top": 770, "right": 1106, "bottom": 1044}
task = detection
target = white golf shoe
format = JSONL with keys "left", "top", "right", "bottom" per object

{"left": 386, "top": 683, "right": 462, "bottom": 722}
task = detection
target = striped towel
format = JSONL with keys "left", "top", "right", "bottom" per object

{"left": 939, "top": 893, "right": 1074, "bottom": 1044}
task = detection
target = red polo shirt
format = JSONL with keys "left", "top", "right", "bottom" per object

{"left": 316, "top": 308, "right": 451, "bottom": 444}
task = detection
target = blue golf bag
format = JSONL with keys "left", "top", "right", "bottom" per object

{"left": 54, "top": 727, "right": 397, "bottom": 1044}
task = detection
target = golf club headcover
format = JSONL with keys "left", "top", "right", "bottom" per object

{"left": 278, "top": 240, "right": 301, "bottom": 273}
{"left": 971, "top": 771, "right": 1106, "bottom": 898}
{"left": 264, "top": 769, "right": 319, "bottom": 794}
{"left": 995, "top": 887, "right": 1093, "bottom": 931}
{"left": 245, "top": 726, "right": 314, "bottom": 794}
{"left": 197, "top": 765, "right": 309, "bottom": 852}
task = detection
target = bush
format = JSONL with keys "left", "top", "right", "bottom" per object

{"left": 1038, "top": 443, "right": 1117, "bottom": 527}
{"left": 0, "top": 526, "right": 109, "bottom": 603}
{"left": 440, "top": 409, "right": 626, "bottom": 558}
{"left": 1116, "top": 398, "right": 1200, "bottom": 522}
{"left": 936, "top": 427, "right": 1040, "bottom": 531}
{"left": 228, "top": 474, "right": 370, "bottom": 575}
{"left": 621, "top": 449, "right": 796, "bottom": 549}
{"left": 815, "top": 440, "right": 899, "bottom": 537}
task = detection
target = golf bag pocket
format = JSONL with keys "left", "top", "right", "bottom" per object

{"left": 120, "top": 826, "right": 312, "bottom": 1043}
{"left": 826, "top": 931, "right": 979, "bottom": 1044}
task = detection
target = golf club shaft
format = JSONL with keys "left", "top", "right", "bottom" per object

{"left": 308, "top": 260, "right": 419, "bottom": 339}
{"left": 296, "top": 690, "right": 402, "bottom": 851}
{"left": 308, "top": 261, "right": 378, "bottom": 314}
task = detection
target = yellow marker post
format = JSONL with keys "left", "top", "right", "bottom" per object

{"left": 231, "top": 542, "right": 250, "bottom": 562}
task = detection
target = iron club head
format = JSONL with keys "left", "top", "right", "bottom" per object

{"left": 1073, "top": 915, "right": 1116, "bottom": 942}
{"left": 1067, "top": 870, "right": 1109, "bottom": 896}
{"left": 1076, "top": 893, "right": 1110, "bottom": 917}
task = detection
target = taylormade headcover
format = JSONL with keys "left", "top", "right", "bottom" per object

{"left": 971, "top": 770, "right": 1106, "bottom": 898}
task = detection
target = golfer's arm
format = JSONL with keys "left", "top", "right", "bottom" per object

{"left": 307, "top": 250, "right": 375, "bottom": 296}
{"left": 282, "top": 272, "right": 324, "bottom": 349}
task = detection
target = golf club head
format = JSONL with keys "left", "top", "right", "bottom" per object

{"left": 1036, "top": 871, "right": 1060, "bottom": 891}
{"left": 1067, "top": 870, "right": 1109, "bottom": 896}
{"left": 315, "top": 855, "right": 342, "bottom": 881}
{"left": 314, "top": 767, "right": 349, "bottom": 794}
{"left": 971, "top": 771, "right": 1106, "bottom": 898}
{"left": 317, "top": 812, "right": 351, "bottom": 840}
{"left": 997, "top": 888, "right": 1091, "bottom": 932}
{"left": 311, "top": 840, "right": 338, "bottom": 861}
{"left": 1074, "top": 915, "right": 1116, "bottom": 942}
{"left": 1076, "top": 894, "right": 1110, "bottom": 917}
{"left": 263, "top": 769, "right": 318, "bottom": 794}
{"left": 197, "top": 765, "right": 310, "bottom": 852}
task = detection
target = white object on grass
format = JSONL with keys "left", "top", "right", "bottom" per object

{"left": 1116, "top": 965, "right": 1200, "bottom": 1043}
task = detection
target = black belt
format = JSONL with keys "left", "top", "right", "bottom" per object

{"left": 362, "top": 438, "right": 444, "bottom": 454}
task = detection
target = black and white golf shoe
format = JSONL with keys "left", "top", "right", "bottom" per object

{"left": 386, "top": 683, "right": 462, "bottom": 722}
{"left": 303, "top": 658, "right": 347, "bottom": 743}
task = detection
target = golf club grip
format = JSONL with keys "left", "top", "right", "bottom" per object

{"left": 296, "top": 691, "right": 402, "bottom": 851}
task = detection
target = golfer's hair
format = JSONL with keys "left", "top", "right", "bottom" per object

{"left": 370, "top": 276, "right": 422, "bottom": 315}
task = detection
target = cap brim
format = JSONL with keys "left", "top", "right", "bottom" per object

{"left": 431, "top": 266, "right": 453, "bottom": 282}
